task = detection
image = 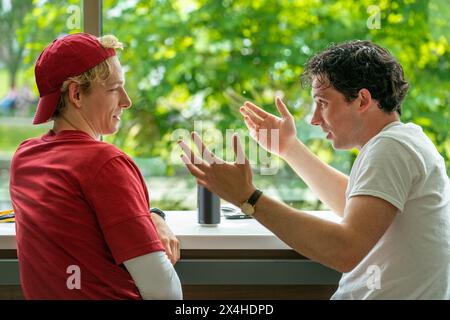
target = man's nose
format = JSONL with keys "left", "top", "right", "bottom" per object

{"left": 310, "top": 106, "right": 322, "bottom": 126}
{"left": 120, "top": 89, "right": 132, "bottom": 109}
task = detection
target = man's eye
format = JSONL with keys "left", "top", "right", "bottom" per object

{"left": 315, "top": 101, "right": 325, "bottom": 108}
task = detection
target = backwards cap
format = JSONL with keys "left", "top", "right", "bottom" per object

{"left": 33, "top": 33, "right": 116, "bottom": 125}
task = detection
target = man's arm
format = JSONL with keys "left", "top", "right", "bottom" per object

{"left": 150, "top": 212, "right": 180, "bottom": 265}
{"left": 179, "top": 134, "right": 397, "bottom": 273}
{"left": 282, "top": 138, "right": 349, "bottom": 216}
{"left": 241, "top": 98, "right": 348, "bottom": 216}
{"left": 124, "top": 251, "right": 183, "bottom": 300}
{"left": 252, "top": 194, "right": 397, "bottom": 273}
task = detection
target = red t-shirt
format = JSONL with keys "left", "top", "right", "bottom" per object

{"left": 9, "top": 130, "right": 164, "bottom": 299}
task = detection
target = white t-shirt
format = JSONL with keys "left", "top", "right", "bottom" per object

{"left": 332, "top": 121, "right": 450, "bottom": 300}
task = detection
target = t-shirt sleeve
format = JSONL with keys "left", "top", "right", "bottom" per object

{"left": 84, "top": 155, "right": 164, "bottom": 264}
{"left": 348, "top": 137, "right": 421, "bottom": 213}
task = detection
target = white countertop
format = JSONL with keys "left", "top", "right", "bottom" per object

{"left": 0, "top": 210, "right": 342, "bottom": 250}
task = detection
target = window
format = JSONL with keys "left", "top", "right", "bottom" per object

{"left": 1, "top": 0, "right": 449, "bottom": 212}
{"left": 0, "top": 0, "right": 83, "bottom": 210}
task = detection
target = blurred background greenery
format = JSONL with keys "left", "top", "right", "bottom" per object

{"left": 0, "top": 0, "right": 449, "bottom": 211}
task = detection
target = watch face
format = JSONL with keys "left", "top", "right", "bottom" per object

{"left": 241, "top": 203, "right": 254, "bottom": 215}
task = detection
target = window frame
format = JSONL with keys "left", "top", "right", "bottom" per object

{"left": 83, "top": 0, "right": 102, "bottom": 36}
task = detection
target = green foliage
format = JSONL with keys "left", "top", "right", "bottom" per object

{"left": 1, "top": 0, "right": 449, "bottom": 179}
{"left": 0, "top": 0, "right": 82, "bottom": 89}
{"left": 0, "top": 0, "right": 33, "bottom": 87}
{"left": 0, "top": 122, "right": 49, "bottom": 154}
{"left": 100, "top": 0, "right": 450, "bottom": 175}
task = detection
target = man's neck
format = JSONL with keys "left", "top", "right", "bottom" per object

{"left": 53, "top": 113, "right": 100, "bottom": 140}
{"left": 357, "top": 112, "right": 400, "bottom": 149}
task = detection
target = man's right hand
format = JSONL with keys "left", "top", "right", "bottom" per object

{"left": 240, "top": 96, "right": 297, "bottom": 158}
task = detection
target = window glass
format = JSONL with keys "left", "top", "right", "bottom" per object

{"left": 0, "top": 0, "right": 83, "bottom": 210}
{"left": 102, "top": 0, "right": 450, "bottom": 211}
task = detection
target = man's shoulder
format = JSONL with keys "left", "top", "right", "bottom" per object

{"left": 377, "top": 122, "right": 423, "bottom": 139}
{"left": 12, "top": 133, "right": 50, "bottom": 164}
{"left": 90, "top": 141, "right": 126, "bottom": 158}
{"left": 15, "top": 134, "right": 45, "bottom": 150}
{"left": 360, "top": 133, "right": 423, "bottom": 173}
{"left": 369, "top": 122, "right": 440, "bottom": 162}
{"left": 18, "top": 133, "right": 129, "bottom": 171}
{"left": 78, "top": 141, "right": 133, "bottom": 173}
{"left": 355, "top": 122, "right": 445, "bottom": 183}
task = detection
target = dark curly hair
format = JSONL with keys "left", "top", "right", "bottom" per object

{"left": 301, "top": 40, "right": 409, "bottom": 115}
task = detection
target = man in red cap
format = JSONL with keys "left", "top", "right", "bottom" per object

{"left": 9, "top": 33, "right": 182, "bottom": 300}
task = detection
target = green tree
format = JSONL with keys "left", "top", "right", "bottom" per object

{"left": 103, "top": 0, "right": 449, "bottom": 175}
{"left": 0, "top": 0, "right": 81, "bottom": 90}
{"left": 3, "top": 0, "right": 449, "bottom": 175}
{"left": 0, "top": 0, "right": 33, "bottom": 88}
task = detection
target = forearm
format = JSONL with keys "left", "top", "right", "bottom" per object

{"left": 282, "top": 138, "right": 348, "bottom": 216}
{"left": 124, "top": 251, "right": 183, "bottom": 300}
{"left": 252, "top": 194, "right": 355, "bottom": 273}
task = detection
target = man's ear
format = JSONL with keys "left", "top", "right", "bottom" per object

{"left": 357, "top": 88, "right": 373, "bottom": 112}
{"left": 67, "top": 82, "right": 82, "bottom": 109}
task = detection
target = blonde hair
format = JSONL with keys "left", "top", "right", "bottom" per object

{"left": 53, "top": 35, "right": 123, "bottom": 118}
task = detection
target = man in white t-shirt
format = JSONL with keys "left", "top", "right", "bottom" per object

{"left": 179, "top": 40, "right": 450, "bottom": 299}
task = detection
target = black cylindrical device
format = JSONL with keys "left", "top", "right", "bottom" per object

{"left": 197, "top": 185, "right": 221, "bottom": 226}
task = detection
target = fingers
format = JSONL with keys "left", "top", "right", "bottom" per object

{"left": 242, "top": 101, "right": 271, "bottom": 120}
{"left": 192, "top": 132, "right": 223, "bottom": 164}
{"left": 178, "top": 140, "right": 204, "bottom": 166}
{"left": 179, "top": 133, "right": 227, "bottom": 181}
{"left": 240, "top": 105, "right": 264, "bottom": 127}
{"left": 232, "top": 134, "right": 248, "bottom": 165}
{"left": 241, "top": 98, "right": 292, "bottom": 121}
{"left": 275, "top": 96, "right": 293, "bottom": 119}
{"left": 243, "top": 116, "right": 258, "bottom": 139}
{"left": 196, "top": 178, "right": 208, "bottom": 188}
{"left": 171, "top": 238, "right": 180, "bottom": 264}
{"left": 153, "top": 217, "right": 180, "bottom": 265}
{"left": 162, "top": 238, "right": 175, "bottom": 265}
{"left": 157, "top": 227, "right": 180, "bottom": 265}
{"left": 180, "top": 154, "right": 206, "bottom": 180}
{"left": 192, "top": 131, "right": 211, "bottom": 162}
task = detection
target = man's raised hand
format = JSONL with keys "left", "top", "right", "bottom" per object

{"left": 239, "top": 96, "right": 297, "bottom": 157}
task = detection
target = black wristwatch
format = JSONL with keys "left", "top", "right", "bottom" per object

{"left": 150, "top": 207, "right": 166, "bottom": 220}
{"left": 240, "top": 189, "right": 263, "bottom": 216}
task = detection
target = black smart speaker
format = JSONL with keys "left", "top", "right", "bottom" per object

{"left": 197, "top": 185, "right": 221, "bottom": 226}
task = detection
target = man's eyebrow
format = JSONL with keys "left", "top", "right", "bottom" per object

{"left": 107, "top": 80, "right": 124, "bottom": 86}
{"left": 313, "top": 92, "right": 328, "bottom": 99}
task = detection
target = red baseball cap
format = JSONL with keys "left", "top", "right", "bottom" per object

{"left": 33, "top": 33, "right": 116, "bottom": 125}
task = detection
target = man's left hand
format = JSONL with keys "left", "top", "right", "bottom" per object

{"left": 151, "top": 213, "right": 180, "bottom": 265}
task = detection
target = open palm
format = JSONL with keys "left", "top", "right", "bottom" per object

{"left": 240, "top": 97, "right": 297, "bottom": 157}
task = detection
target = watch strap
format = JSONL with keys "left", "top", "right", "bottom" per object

{"left": 150, "top": 207, "right": 166, "bottom": 220}
{"left": 247, "top": 189, "right": 263, "bottom": 206}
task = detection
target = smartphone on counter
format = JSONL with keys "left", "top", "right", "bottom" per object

{"left": 221, "top": 204, "right": 253, "bottom": 219}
